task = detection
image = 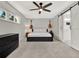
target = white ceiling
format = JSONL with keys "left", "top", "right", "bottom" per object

{"left": 8, "top": 1, "right": 74, "bottom": 19}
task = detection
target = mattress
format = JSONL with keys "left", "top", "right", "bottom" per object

{"left": 28, "top": 32, "right": 52, "bottom": 37}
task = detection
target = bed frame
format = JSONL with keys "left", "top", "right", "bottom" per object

{"left": 27, "top": 32, "right": 53, "bottom": 42}
{"left": 27, "top": 37, "right": 53, "bottom": 41}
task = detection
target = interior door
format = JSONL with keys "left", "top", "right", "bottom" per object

{"left": 63, "top": 10, "right": 71, "bottom": 46}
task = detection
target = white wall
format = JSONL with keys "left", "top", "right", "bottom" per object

{"left": 71, "top": 5, "right": 79, "bottom": 50}
{"left": 63, "top": 20, "right": 71, "bottom": 40}
{"left": 0, "top": 1, "right": 26, "bottom": 41}
{"left": 58, "top": 4, "right": 79, "bottom": 51}
{"left": 0, "top": 1, "right": 27, "bottom": 24}
{"left": 32, "top": 18, "right": 50, "bottom": 31}
{"left": 59, "top": 15, "right": 63, "bottom": 41}
{"left": 52, "top": 17, "right": 59, "bottom": 40}
{"left": 0, "top": 19, "right": 25, "bottom": 40}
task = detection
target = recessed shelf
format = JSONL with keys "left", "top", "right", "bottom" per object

{"left": 0, "top": 8, "right": 20, "bottom": 24}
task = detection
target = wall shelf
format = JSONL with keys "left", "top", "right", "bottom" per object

{"left": 0, "top": 8, "right": 20, "bottom": 24}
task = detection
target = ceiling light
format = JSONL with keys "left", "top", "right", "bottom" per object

{"left": 39, "top": 9, "right": 42, "bottom": 11}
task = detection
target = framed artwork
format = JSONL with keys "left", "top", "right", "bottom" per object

{"left": 14, "top": 16, "right": 20, "bottom": 23}
{"left": 0, "top": 9, "right": 6, "bottom": 19}
{"left": 14, "top": 17, "right": 17, "bottom": 22}
{"left": 8, "top": 13, "right": 14, "bottom": 21}
{"left": 0, "top": 8, "right": 20, "bottom": 24}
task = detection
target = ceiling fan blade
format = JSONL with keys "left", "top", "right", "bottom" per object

{"left": 43, "top": 3, "right": 52, "bottom": 8}
{"left": 43, "top": 9, "right": 51, "bottom": 12}
{"left": 33, "top": 1, "right": 40, "bottom": 8}
{"left": 39, "top": 11, "right": 41, "bottom": 14}
{"left": 30, "top": 8, "right": 39, "bottom": 11}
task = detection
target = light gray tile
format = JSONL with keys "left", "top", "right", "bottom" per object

{"left": 8, "top": 39, "right": 79, "bottom": 58}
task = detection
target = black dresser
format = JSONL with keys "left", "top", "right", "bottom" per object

{"left": 0, "top": 33, "right": 19, "bottom": 58}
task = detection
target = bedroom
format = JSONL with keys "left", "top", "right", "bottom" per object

{"left": 0, "top": 0, "right": 79, "bottom": 58}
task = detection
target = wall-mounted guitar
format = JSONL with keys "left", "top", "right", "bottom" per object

{"left": 30, "top": 1, "right": 52, "bottom": 14}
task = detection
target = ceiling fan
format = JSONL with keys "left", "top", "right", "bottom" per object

{"left": 30, "top": 1, "right": 52, "bottom": 14}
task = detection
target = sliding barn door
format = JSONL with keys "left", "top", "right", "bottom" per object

{"left": 71, "top": 4, "right": 79, "bottom": 50}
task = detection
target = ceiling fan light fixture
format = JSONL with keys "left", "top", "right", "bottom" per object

{"left": 39, "top": 2, "right": 43, "bottom": 5}
{"left": 30, "top": 1, "right": 52, "bottom": 14}
{"left": 39, "top": 9, "right": 42, "bottom": 11}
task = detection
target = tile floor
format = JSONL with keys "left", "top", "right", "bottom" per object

{"left": 8, "top": 39, "right": 79, "bottom": 58}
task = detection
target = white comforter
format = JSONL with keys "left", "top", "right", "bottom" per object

{"left": 28, "top": 32, "right": 51, "bottom": 37}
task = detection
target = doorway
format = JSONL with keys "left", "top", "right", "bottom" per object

{"left": 63, "top": 10, "right": 71, "bottom": 46}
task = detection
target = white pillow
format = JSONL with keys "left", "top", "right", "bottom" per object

{"left": 34, "top": 29, "right": 46, "bottom": 32}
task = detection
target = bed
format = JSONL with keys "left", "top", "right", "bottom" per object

{"left": 27, "top": 32, "right": 53, "bottom": 41}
